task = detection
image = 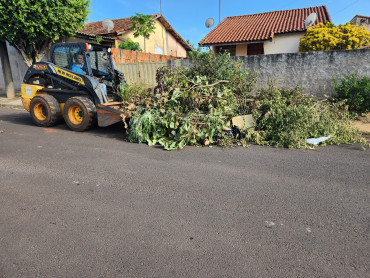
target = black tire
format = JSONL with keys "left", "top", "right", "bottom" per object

{"left": 63, "top": 97, "right": 96, "bottom": 132}
{"left": 29, "top": 94, "right": 62, "bottom": 127}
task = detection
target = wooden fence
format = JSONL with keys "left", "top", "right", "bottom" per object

{"left": 114, "top": 61, "right": 169, "bottom": 86}
{"left": 112, "top": 48, "right": 185, "bottom": 86}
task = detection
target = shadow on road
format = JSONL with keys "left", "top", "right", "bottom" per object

{"left": 1, "top": 108, "right": 366, "bottom": 151}
{"left": 0, "top": 108, "right": 127, "bottom": 141}
{"left": 0, "top": 108, "right": 33, "bottom": 126}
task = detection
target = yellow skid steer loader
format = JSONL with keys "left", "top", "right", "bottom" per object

{"left": 21, "top": 42, "right": 127, "bottom": 131}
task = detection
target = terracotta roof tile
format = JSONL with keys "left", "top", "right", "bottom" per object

{"left": 200, "top": 5, "right": 332, "bottom": 45}
{"left": 78, "top": 14, "right": 192, "bottom": 51}
{"left": 79, "top": 17, "right": 134, "bottom": 36}
{"left": 356, "top": 15, "right": 370, "bottom": 19}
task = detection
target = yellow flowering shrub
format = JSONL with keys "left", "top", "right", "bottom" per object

{"left": 299, "top": 22, "right": 370, "bottom": 52}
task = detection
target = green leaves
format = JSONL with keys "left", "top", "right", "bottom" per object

{"left": 130, "top": 13, "right": 156, "bottom": 40}
{"left": 125, "top": 49, "right": 258, "bottom": 150}
{"left": 0, "top": 0, "right": 90, "bottom": 64}
{"left": 251, "top": 82, "right": 366, "bottom": 148}
{"left": 118, "top": 38, "right": 142, "bottom": 52}
{"left": 124, "top": 50, "right": 365, "bottom": 150}
{"left": 334, "top": 73, "right": 370, "bottom": 114}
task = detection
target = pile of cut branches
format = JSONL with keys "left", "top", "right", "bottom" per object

{"left": 243, "top": 83, "right": 367, "bottom": 148}
{"left": 122, "top": 51, "right": 257, "bottom": 150}
{"left": 121, "top": 51, "right": 366, "bottom": 150}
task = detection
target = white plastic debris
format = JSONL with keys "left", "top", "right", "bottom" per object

{"left": 265, "top": 221, "right": 276, "bottom": 228}
{"left": 306, "top": 135, "right": 332, "bottom": 145}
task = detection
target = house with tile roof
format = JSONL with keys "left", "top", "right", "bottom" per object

{"left": 78, "top": 14, "right": 192, "bottom": 58}
{"left": 350, "top": 15, "right": 370, "bottom": 31}
{"left": 199, "top": 6, "right": 332, "bottom": 56}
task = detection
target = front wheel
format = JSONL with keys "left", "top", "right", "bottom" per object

{"left": 63, "top": 97, "right": 96, "bottom": 131}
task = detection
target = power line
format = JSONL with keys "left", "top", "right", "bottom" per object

{"left": 331, "top": 0, "right": 360, "bottom": 16}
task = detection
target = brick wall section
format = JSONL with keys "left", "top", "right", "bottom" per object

{"left": 151, "top": 54, "right": 162, "bottom": 62}
{"left": 112, "top": 49, "right": 138, "bottom": 63}
{"left": 111, "top": 48, "right": 182, "bottom": 64}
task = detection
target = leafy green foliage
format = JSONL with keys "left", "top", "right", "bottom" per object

{"left": 248, "top": 83, "right": 366, "bottom": 148}
{"left": 130, "top": 13, "right": 156, "bottom": 40}
{"left": 123, "top": 50, "right": 366, "bottom": 150}
{"left": 177, "top": 51, "right": 257, "bottom": 115}
{"left": 118, "top": 38, "right": 142, "bottom": 52}
{"left": 129, "top": 105, "right": 225, "bottom": 150}
{"left": 120, "top": 82, "right": 149, "bottom": 103}
{"left": 95, "top": 36, "right": 103, "bottom": 45}
{"left": 126, "top": 50, "right": 257, "bottom": 150}
{"left": 334, "top": 73, "right": 370, "bottom": 114}
{"left": 299, "top": 22, "right": 370, "bottom": 52}
{"left": 0, "top": 0, "right": 90, "bottom": 66}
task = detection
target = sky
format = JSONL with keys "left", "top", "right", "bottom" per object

{"left": 88, "top": 0, "right": 370, "bottom": 47}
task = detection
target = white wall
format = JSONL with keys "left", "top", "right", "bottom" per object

{"left": 264, "top": 33, "right": 304, "bottom": 54}
{"left": 167, "top": 30, "right": 187, "bottom": 57}
{"left": 238, "top": 49, "right": 370, "bottom": 98}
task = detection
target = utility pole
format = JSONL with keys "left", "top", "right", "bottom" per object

{"left": 0, "top": 41, "right": 15, "bottom": 98}
{"left": 219, "top": 0, "right": 221, "bottom": 23}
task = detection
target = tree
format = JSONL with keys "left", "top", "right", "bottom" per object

{"left": 130, "top": 13, "right": 156, "bottom": 52}
{"left": 0, "top": 0, "right": 90, "bottom": 67}
{"left": 299, "top": 22, "right": 370, "bottom": 52}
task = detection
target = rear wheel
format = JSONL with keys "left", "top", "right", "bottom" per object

{"left": 29, "top": 94, "right": 61, "bottom": 127}
{"left": 63, "top": 97, "right": 96, "bottom": 131}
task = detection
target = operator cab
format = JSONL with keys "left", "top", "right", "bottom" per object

{"left": 50, "top": 43, "right": 122, "bottom": 99}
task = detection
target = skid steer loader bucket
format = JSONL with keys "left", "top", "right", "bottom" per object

{"left": 96, "top": 102, "right": 129, "bottom": 127}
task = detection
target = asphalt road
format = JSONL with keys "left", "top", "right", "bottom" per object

{"left": 0, "top": 108, "right": 369, "bottom": 278}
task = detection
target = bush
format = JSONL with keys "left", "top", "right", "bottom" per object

{"left": 299, "top": 22, "right": 370, "bottom": 52}
{"left": 334, "top": 73, "right": 370, "bottom": 114}
{"left": 118, "top": 38, "right": 142, "bottom": 52}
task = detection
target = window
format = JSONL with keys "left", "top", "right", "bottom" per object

{"left": 52, "top": 46, "right": 85, "bottom": 71}
{"left": 53, "top": 46, "right": 70, "bottom": 69}
{"left": 215, "top": 45, "right": 236, "bottom": 56}
{"left": 247, "top": 43, "right": 264, "bottom": 55}
{"left": 88, "top": 50, "right": 112, "bottom": 75}
{"left": 155, "top": 45, "right": 164, "bottom": 55}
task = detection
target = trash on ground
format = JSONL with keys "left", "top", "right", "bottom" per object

{"left": 306, "top": 135, "right": 332, "bottom": 145}
{"left": 265, "top": 221, "right": 276, "bottom": 228}
{"left": 231, "top": 114, "right": 254, "bottom": 130}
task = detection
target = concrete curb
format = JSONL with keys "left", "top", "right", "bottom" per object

{"left": 0, "top": 97, "right": 24, "bottom": 109}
